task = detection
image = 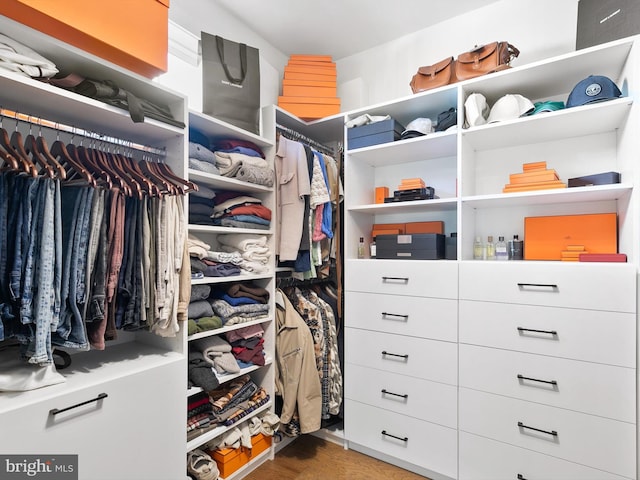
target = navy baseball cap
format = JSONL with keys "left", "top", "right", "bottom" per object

{"left": 567, "top": 75, "right": 622, "bottom": 108}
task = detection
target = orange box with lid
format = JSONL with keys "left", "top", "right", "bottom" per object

{"left": 210, "top": 433, "right": 272, "bottom": 478}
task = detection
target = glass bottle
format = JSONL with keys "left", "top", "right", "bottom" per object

{"left": 473, "top": 236, "right": 484, "bottom": 260}
{"left": 358, "top": 237, "right": 365, "bottom": 259}
{"left": 370, "top": 240, "right": 377, "bottom": 258}
{"left": 495, "top": 236, "right": 508, "bottom": 260}
{"left": 485, "top": 235, "right": 496, "bottom": 260}
{"left": 508, "top": 234, "right": 524, "bottom": 260}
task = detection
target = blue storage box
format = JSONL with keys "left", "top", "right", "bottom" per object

{"left": 347, "top": 118, "right": 404, "bottom": 149}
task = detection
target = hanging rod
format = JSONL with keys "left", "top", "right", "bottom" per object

{"left": 0, "top": 108, "right": 167, "bottom": 157}
{"left": 275, "top": 123, "right": 335, "bottom": 155}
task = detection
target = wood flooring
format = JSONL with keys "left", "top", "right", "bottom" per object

{"left": 241, "top": 434, "right": 430, "bottom": 480}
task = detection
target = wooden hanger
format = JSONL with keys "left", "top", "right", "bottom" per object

{"left": 50, "top": 137, "right": 97, "bottom": 187}
{"left": 0, "top": 118, "right": 35, "bottom": 177}
{"left": 22, "top": 120, "right": 56, "bottom": 179}
{"left": 34, "top": 131, "right": 67, "bottom": 181}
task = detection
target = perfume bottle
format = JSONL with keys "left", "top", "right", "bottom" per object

{"left": 473, "top": 236, "right": 484, "bottom": 260}
{"left": 370, "top": 240, "right": 377, "bottom": 258}
{"left": 358, "top": 237, "right": 365, "bottom": 259}
{"left": 485, "top": 235, "right": 496, "bottom": 260}
{"left": 495, "top": 236, "right": 508, "bottom": 260}
{"left": 508, "top": 234, "right": 524, "bottom": 260}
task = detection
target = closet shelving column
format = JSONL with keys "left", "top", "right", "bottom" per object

{"left": 185, "top": 110, "right": 277, "bottom": 477}
{"left": 0, "top": 14, "right": 188, "bottom": 480}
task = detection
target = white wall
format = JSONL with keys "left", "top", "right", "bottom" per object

{"left": 159, "top": 0, "right": 580, "bottom": 115}
{"left": 337, "top": 0, "right": 580, "bottom": 110}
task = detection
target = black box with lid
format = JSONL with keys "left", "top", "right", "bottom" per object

{"left": 347, "top": 118, "right": 405, "bottom": 149}
{"left": 376, "top": 233, "right": 445, "bottom": 260}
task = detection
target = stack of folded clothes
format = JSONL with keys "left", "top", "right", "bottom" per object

{"left": 187, "top": 391, "right": 215, "bottom": 434}
{"left": 189, "top": 141, "right": 219, "bottom": 175}
{"left": 191, "top": 335, "right": 241, "bottom": 376}
{"left": 226, "top": 324, "right": 266, "bottom": 368}
{"left": 188, "top": 234, "right": 243, "bottom": 278}
{"left": 209, "top": 374, "right": 270, "bottom": 427}
{"left": 212, "top": 139, "right": 273, "bottom": 187}
{"left": 187, "top": 284, "right": 223, "bottom": 335}
{"left": 217, "top": 233, "right": 271, "bottom": 274}
{"left": 189, "top": 189, "right": 272, "bottom": 231}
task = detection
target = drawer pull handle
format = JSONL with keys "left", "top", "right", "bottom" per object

{"left": 382, "top": 276, "right": 409, "bottom": 283}
{"left": 381, "top": 351, "right": 409, "bottom": 360}
{"left": 381, "top": 312, "right": 409, "bottom": 320}
{"left": 517, "top": 283, "right": 558, "bottom": 291}
{"left": 381, "top": 389, "right": 408, "bottom": 399}
{"left": 517, "top": 475, "right": 528, "bottom": 480}
{"left": 49, "top": 393, "right": 108, "bottom": 416}
{"left": 517, "top": 327, "right": 558, "bottom": 337}
{"left": 381, "top": 430, "right": 408, "bottom": 442}
{"left": 517, "top": 374, "right": 557, "bottom": 386}
{"left": 517, "top": 421, "right": 557, "bottom": 437}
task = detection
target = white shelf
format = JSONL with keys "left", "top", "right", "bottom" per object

{"left": 188, "top": 224, "right": 273, "bottom": 236}
{"left": 189, "top": 110, "right": 273, "bottom": 147}
{"left": 190, "top": 272, "right": 274, "bottom": 285}
{"left": 461, "top": 98, "right": 633, "bottom": 151}
{"left": 346, "top": 130, "right": 457, "bottom": 165}
{"left": 348, "top": 198, "right": 457, "bottom": 214}
{"left": 188, "top": 357, "right": 273, "bottom": 398}
{"left": 188, "top": 170, "right": 272, "bottom": 193}
{"left": 186, "top": 401, "right": 273, "bottom": 451}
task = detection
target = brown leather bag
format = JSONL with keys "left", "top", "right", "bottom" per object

{"left": 410, "top": 56, "right": 455, "bottom": 94}
{"left": 454, "top": 41, "right": 520, "bottom": 82}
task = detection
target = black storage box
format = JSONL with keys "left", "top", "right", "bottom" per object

{"left": 445, "top": 233, "right": 457, "bottom": 260}
{"left": 568, "top": 171, "right": 621, "bottom": 187}
{"left": 347, "top": 118, "right": 405, "bottom": 149}
{"left": 576, "top": 0, "right": 640, "bottom": 50}
{"left": 376, "top": 233, "right": 445, "bottom": 260}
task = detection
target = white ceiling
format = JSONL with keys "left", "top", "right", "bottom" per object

{"left": 215, "top": 0, "right": 501, "bottom": 60}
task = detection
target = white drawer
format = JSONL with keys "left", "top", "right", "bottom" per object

{"left": 345, "top": 291, "right": 457, "bottom": 341}
{"left": 459, "top": 300, "right": 636, "bottom": 367}
{"left": 0, "top": 360, "right": 185, "bottom": 480}
{"left": 345, "top": 363, "right": 457, "bottom": 428}
{"left": 459, "top": 388, "right": 636, "bottom": 478}
{"left": 345, "top": 327, "right": 457, "bottom": 385}
{"left": 345, "top": 259, "right": 458, "bottom": 298}
{"left": 460, "top": 344, "right": 635, "bottom": 422}
{"left": 460, "top": 431, "right": 628, "bottom": 480}
{"left": 345, "top": 399, "right": 457, "bottom": 478}
{"left": 459, "top": 261, "right": 636, "bottom": 312}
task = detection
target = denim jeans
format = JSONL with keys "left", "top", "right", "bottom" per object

{"left": 20, "top": 177, "right": 44, "bottom": 326}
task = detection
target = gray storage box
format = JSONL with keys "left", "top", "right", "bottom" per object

{"left": 347, "top": 118, "right": 404, "bottom": 149}
{"left": 577, "top": 0, "right": 640, "bottom": 49}
{"left": 376, "top": 233, "right": 445, "bottom": 260}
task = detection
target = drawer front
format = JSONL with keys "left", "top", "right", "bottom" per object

{"left": 459, "top": 261, "right": 636, "bottom": 312}
{"left": 345, "top": 291, "right": 457, "bottom": 341}
{"left": 460, "top": 431, "right": 628, "bottom": 480}
{"left": 345, "top": 399, "right": 457, "bottom": 478}
{"left": 346, "top": 259, "right": 458, "bottom": 298}
{"left": 345, "top": 363, "right": 457, "bottom": 428}
{"left": 0, "top": 360, "right": 185, "bottom": 480}
{"left": 345, "top": 327, "right": 457, "bottom": 385}
{"left": 459, "top": 388, "right": 636, "bottom": 478}
{"left": 459, "top": 300, "right": 636, "bottom": 367}
{"left": 460, "top": 344, "right": 635, "bottom": 422}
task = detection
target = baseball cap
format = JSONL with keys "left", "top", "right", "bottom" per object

{"left": 464, "top": 93, "right": 489, "bottom": 127}
{"left": 566, "top": 75, "right": 622, "bottom": 108}
{"left": 401, "top": 117, "right": 433, "bottom": 140}
{"left": 487, "top": 94, "right": 535, "bottom": 123}
{"left": 528, "top": 101, "right": 565, "bottom": 115}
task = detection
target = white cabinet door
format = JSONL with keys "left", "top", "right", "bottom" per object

{"left": 459, "top": 344, "right": 635, "bottom": 422}
{"left": 0, "top": 360, "right": 185, "bottom": 480}
{"left": 345, "top": 400, "right": 457, "bottom": 479}
{"left": 346, "top": 259, "right": 458, "bottom": 298}
{"left": 459, "top": 299, "right": 636, "bottom": 367}
{"left": 459, "top": 388, "right": 636, "bottom": 478}
{"left": 459, "top": 431, "right": 629, "bottom": 480}
{"left": 346, "top": 291, "right": 457, "bottom": 341}
{"left": 459, "top": 262, "right": 636, "bottom": 312}
{"left": 345, "top": 363, "right": 457, "bottom": 428}
{"left": 345, "top": 327, "right": 457, "bottom": 385}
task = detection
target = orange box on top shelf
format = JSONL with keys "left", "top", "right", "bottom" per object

{"left": 0, "top": 0, "right": 169, "bottom": 78}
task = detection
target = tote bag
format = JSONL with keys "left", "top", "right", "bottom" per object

{"left": 201, "top": 32, "right": 261, "bottom": 135}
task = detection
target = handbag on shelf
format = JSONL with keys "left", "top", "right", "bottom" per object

{"left": 410, "top": 56, "right": 455, "bottom": 94}
{"left": 410, "top": 41, "right": 519, "bottom": 93}
{"left": 454, "top": 41, "right": 520, "bottom": 82}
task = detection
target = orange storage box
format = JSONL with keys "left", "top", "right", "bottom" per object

{"left": 210, "top": 433, "right": 272, "bottom": 478}
{"left": 282, "top": 79, "right": 337, "bottom": 98}
{"left": 405, "top": 221, "right": 444, "bottom": 235}
{"left": 0, "top": 0, "right": 169, "bottom": 78}
{"left": 524, "top": 213, "right": 618, "bottom": 260}
{"left": 278, "top": 96, "right": 340, "bottom": 120}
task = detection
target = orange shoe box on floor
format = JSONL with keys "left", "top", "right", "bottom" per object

{"left": 210, "top": 433, "right": 272, "bottom": 478}
{"left": 0, "top": 0, "right": 169, "bottom": 78}
{"left": 524, "top": 213, "right": 618, "bottom": 260}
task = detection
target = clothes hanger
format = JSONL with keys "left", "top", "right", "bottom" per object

{"left": 9, "top": 119, "right": 40, "bottom": 178}
{"left": 23, "top": 118, "right": 55, "bottom": 179}
{"left": 138, "top": 155, "right": 177, "bottom": 195}
{"left": 144, "top": 156, "right": 198, "bottom": 194}
{"left": 0, "top": 115, "right": 35, "bottom": 177}
{"left": 104, "top": 148, "right": 141, "bottom": 199}
{"left": 69, "top": 143, "right": 112, "bottom": 190}
{"left": 118, "top": 151, "right": 156, "bottom": 197}
{"left": 50, "top": 130, "right": 97, "bottom": 187}
{"left": 91, "top": 145, "right": 131, "bottom": 196}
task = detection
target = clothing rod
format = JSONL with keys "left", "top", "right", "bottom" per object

{"left": 0, "top": 108, "right": 167, "bottom": 157}
{"left": 275, "top": 123, "right": 334, "bottom": 155}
